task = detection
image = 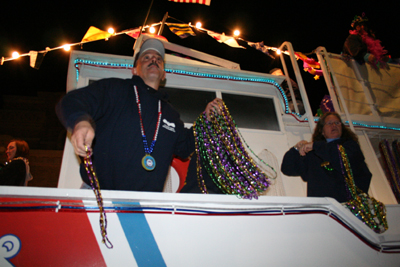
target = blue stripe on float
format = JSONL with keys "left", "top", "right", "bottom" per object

{"left": 117, "top": 203, "right": 166, "bottom": 267}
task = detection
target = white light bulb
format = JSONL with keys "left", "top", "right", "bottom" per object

{"left": 12, "top": 52, "right": 20, "bottom": 58}
{"left": 63, "top": 45, "right": 71, "bottom": 51}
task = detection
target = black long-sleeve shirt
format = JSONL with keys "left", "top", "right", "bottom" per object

{"left": 0, "top": 159, "right": 26, "bottom": 186}
{"left": 281, "top": 139, "right": 371, "bottom": 202}
{"left": 57, "top": 75, "right": 194, "bottom": 191}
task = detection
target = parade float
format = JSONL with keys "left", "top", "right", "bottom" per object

{"left": 1, "top": 18, "right": 400, "bottom": 266}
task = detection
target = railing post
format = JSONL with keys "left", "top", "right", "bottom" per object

{"left": 279, "top": 42, "right": 315, "bottom": 132}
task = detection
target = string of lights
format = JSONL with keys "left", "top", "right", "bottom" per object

{"left": 0, "top": 20, "right": 292, "bottom": 69}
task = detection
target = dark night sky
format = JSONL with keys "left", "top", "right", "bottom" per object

{"left": 1, "top": 0, "right": 399, "bottom": 112}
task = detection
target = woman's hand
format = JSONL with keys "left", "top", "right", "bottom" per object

{"left": 295, "top": 140, "right": 313, "bottom": 156}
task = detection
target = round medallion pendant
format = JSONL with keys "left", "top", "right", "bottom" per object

{"left": 142, "top": 154, "right": 156, "bottom": 171}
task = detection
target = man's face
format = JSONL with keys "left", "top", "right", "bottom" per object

{"left": 132, "top": 50, "right": 166, "bottom": 86}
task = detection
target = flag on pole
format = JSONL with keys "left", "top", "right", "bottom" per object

{"left": 125, "top": 28, "right": 141, "bottom": 39}
{"left": 248, "top": 41, "right": 275, "bottom": 59}
{"left": 296, "top": 52, "right": 320, "bottom": 69}
{"left": 168, "top": 0, "right": 211, "bottom": 5}
{"left": 29, "top": 51, "right": 47, "bottom": 69}
{"left": 207, "top": 31, "right": 245, "bottom": 49}
{"left": 81, "top": 26, "right": 113, "bottom": 43}
{"left": 167, "top": 23, "right": 196, "bottom": 38}
{"left": 125, "top": 28, "right": 169, "bottom": 42}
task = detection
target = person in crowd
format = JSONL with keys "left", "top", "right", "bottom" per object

{"left": 0, "top": 139, "right": 33, "bottom": 186}
{"left": 281, "top": 112, "right": 371, "bottom": 202}
{"left": 269, "top": 68, "right": 305, "bottom": 114}
{"left": 57, "top": 38, "right": 221, "bottom": 191}
{"left": 342, "top": 13, "right": 389, "bottom": 68}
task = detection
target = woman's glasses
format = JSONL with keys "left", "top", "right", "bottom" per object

{"left": 325, "top": 121, "right": 341, "bottom": 126}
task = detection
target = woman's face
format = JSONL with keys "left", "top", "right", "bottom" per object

{"left": 322, "top": 115, "right": 342, "bottom": 140}
{"left": 6, "top": 142, "right": 17, "bottom": 161}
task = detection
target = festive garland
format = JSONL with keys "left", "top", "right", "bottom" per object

{"left": 83, "top": 146, "right": 113, "bottom": 248}
{"left": 193, "top": 101, "right": 274, "bottom": 199}
{"left": 378, "top": 140, "right": 400, "bottom": 203}
{"left": 338, "top": 145, "right": 388, "bottom": 233}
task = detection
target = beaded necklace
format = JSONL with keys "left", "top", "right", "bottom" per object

{"left": 134, "top": 85, "right": 162, "bottom": 171}
{"left": 194, "top": 101, "right": 273, "bottom": 199}
{"left": 83, "top": 146, "right": 113, "bottom": 248}
{"left": 6, "top": 157, "right": 27, "bottom": 164}
{"left": 338, "top": 145, "right": 388, "bottom": 233}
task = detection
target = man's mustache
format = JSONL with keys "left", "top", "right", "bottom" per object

{"left": 148, "top": 62, "right": 160, "bottom": 68}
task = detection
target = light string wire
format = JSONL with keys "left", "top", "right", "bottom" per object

{"left": 338, "top": 145, "right": 388, "bottom": 233}
{"left": 83, "top": 146, "right": 113, "bottom": 248}
{"left": 193, "top": 101, "right": 272, "bottom": 199}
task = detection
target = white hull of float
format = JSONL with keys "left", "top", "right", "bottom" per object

{"left": 1, "top": 186, "right": 400, "bottom": 267}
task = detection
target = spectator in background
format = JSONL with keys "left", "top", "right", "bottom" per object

{"left": 0, "top": 139, "right": 33, "bottom": 186}
{"left": 342, "top": 13, "right": 389, "bottom": 68}
{"left": 270, "top": 68, "right": 305, "bottom": 114}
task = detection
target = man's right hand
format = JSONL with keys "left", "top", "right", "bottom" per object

{"left": 71, "top": 121, "right": 95, "bottom": 157}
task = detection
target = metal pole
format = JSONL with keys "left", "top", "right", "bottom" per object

{"left": 138, "top": 0, "right": 155, "bottom": 40}
{"left": 279, "top": 53, "right": 300, "bottom": 114}
{"left": 133, "top": 0, "right": 155, "bottom": 57}
{"left": 315, "top": 47, "right": 341, "bottom": 113}
{"left": 279, "top": 42, "right": 316, "bottom": 132}
{"left": 158, "top": 12, "right": 169, "bottom": 35}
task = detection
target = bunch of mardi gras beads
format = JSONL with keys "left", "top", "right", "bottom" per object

{"left": 379, "top": 140, "right": 400, "bottom": 203}
{"left": 338, "top": 145, "right": 388, "bottom": 233}
{"left": 84, "top": 146, "right": 113, "bottom": 248}
{"left": 193, "top": 101, "right": 272, "bottom": 199}
{"left": 393, "top": 140, "right": 400, "bottom": 162}
{"left": 392, "top": 140, "right": 400, "bottom": 201}
{"left": 235, "top": 125, "right": 278, "bottom": 180}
